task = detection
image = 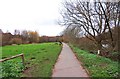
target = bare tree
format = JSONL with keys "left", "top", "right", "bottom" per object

{"left": 14, "top": 29, "right": 20, "bottom": 35}
{"left": 62, "top": 26, "right": 82, "bottom": 43}
{"left": 21, "top": 30, "right": 29, "bottom": 43}
{"left": 60, "top": 0, "right": 119, "bottom": 51}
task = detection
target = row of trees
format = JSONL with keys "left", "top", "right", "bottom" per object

{"left": 0, "top": 29, "right": 63, "bottom": 46}
{"left": 1, "top": 29, "right": 40, "bottom": 46}
{"left": 21, "top": 30, "right": 39, "bottom": 43}
{"left": 60, "top": 0, "right": 119, "bottom": 60}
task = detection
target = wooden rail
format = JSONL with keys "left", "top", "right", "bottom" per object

{"left": 0, "top": 53, "right": 25, "bottom": 67}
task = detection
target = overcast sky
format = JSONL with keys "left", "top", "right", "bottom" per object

{"left": 0, "top": 0, "right": 65, "bottom": 36}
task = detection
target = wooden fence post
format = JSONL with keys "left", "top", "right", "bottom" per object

{"left": 0, "top": 53, "right": 25, "bottom": 67}
{"left": 21, "top": 54, "right": 25, "bottom": 67}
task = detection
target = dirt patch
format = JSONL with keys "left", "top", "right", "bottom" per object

{"left": 23, "top": 67, "right": 32, "bottom": 77}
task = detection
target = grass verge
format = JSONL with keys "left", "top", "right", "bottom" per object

{"left": 70, "top": 45, "right": 118, "bottom": 79}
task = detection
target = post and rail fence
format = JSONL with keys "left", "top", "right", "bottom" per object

{"left": 0, "top": 53, "right": 25, "bottom": 67}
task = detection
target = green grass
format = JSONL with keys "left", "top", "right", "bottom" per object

{"left": 70, "top": 45, "right": 118, "bottom": 78}
{"left": 1, "top": 42, "right": 62, "bottom": 77}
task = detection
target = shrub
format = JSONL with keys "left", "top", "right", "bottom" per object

{"left": 76, "top": 37, "right": 97, "bottom": 52}
{"left": 9, "top": 38, "right": 22, "bottom": 45}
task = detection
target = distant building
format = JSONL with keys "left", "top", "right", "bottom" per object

{"left": 0, "top": 29, "right": 3, "bottom": 34}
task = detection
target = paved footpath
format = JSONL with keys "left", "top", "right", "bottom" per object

{"left": 52, "top": 43, "right": 89, "bottom": 77}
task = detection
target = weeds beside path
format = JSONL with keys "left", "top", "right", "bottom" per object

{"left": 70, "top": 45, "right": 118, "bottom": 78}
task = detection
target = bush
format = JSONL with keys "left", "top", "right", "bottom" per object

{"left": 108, "top": 52, "right": 118, "bottom": 61}
{"left": 9, "top": 38, "right": 22, "bottom": 45}
{"left": 75, "top": 37, "right": 97, "bottom": 52}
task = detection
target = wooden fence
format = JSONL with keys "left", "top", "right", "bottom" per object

{"left": 0, "top": 53, "right": 25, "bottom": 67}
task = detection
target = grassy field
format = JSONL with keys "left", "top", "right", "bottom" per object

{"left": 70, "top": 45, "right": 118, "bottom": 78}
{"left": 1, "top": 42, "right": 62, "bottom": 77}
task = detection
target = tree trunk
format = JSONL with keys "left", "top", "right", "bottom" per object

{"left": 97, "top": 42, "right": 102, "bottom": 51}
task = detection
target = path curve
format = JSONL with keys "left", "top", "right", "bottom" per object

{"left": 52, "top": 43, "right": 89, "bottom": 77}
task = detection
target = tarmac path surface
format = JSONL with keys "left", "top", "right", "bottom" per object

{"left": 52, "top": 43, "right": 89, "bottom": 77}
